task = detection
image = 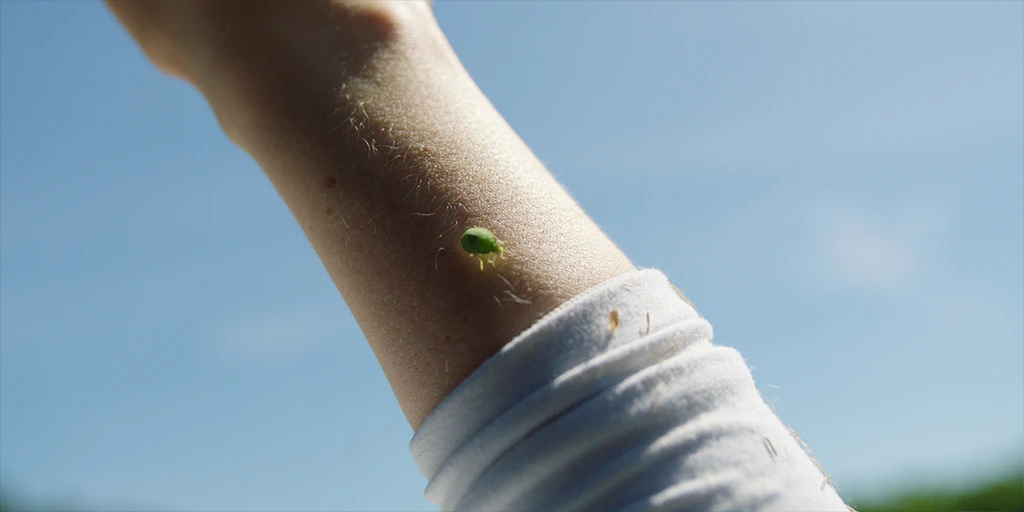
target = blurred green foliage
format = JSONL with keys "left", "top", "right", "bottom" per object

{"left": 2, "top": 469, "right": 1021, "bottom": 511}
{"left": 850, "top": 470, "right": 1023, "bottom": 512}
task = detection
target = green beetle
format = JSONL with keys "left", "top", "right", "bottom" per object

{"left": 460, "top": 227, "right": 505, "bottom": 270}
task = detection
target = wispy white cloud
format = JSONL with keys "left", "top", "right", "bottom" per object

{"left": 803, "top": 194, "right": 946, "bottom": 293}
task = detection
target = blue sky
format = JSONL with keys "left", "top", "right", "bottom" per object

{"left": 1, "top": 1, "right": 1021, "bottom": 510}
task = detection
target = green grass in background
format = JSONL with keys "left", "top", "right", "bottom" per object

{"left": 849, "top": 470, "right": 1023, "bottom": 512}
{"left": 2, "top": 468, "right": 1022, "bottom": 511}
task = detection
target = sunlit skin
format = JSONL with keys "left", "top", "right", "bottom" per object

{"left": 104, "top": 0, "right": 636, "bottom": 429}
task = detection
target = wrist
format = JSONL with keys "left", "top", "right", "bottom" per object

{"left": 177, "top": 1, "right": 449, "bottom": 150}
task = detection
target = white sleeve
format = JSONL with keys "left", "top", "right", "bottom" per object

{"left": 409, "top": 269, "right": 849, "bottom": 512}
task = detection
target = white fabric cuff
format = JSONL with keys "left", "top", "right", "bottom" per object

{"left": 410, "top": 269, "right": 848, "bottom": 512}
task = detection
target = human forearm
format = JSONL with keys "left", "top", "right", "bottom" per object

{"left": 243, "top": 17, "right": 635, "bottom": 428}
{"left": 108, "top": 0, "right": 634, "bottom": 428}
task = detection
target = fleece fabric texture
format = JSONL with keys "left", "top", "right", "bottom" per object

{"left": 409, "top": 269, "right": 849, "bottom": 512}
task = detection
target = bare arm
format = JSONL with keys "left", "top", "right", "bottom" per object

{"left": 106, "top": 0, "right": 634, "bottom": 429}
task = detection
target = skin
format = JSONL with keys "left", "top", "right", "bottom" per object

{"left": 105, "top": 0, "right": 636, "bottom": 429}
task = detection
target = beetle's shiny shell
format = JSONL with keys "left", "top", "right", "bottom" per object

{"left": 461, "top": 227, "right": 501, "bottom": 254}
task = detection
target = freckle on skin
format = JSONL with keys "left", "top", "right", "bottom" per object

{"left": 325, "top": 206, "right": 334, "bottom": 215}
{"left": 323, "top": 176, "right": 337, "bottom": 189}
